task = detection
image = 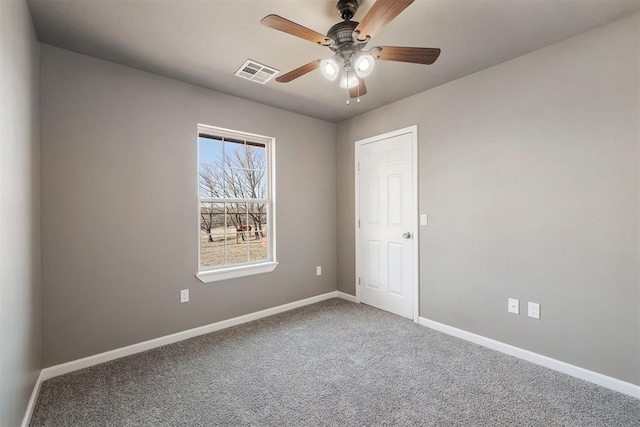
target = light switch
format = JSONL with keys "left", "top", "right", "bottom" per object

{"left": 420, "top": 214, "right": 428, "bottom": 226}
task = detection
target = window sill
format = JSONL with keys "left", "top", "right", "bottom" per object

{"left": 196, "top": 261, "right": 278, "bottom": 284}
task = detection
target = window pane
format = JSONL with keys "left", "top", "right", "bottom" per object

{"left": 200, "top": 202, "right": 226, "bottom": 267}
{"left": 199, "top": 137, "right": 224, "bottom": 198}
{"left": 224, "top": 138, "right": 246, "bottom": 170}
{"left": 225, "top": 203, "right": 250, "bottom": 265}
{"left": 249, "top": 203, "right": 268, "bottom": 261}
{"left": 199, "top": 137, "right": 223, "bottom": 166}
{"left": 258, "top": 172, "right": 267, "bottom": 199}
{"left": 247, "top": 143, "right": 266, "bottom": 172}
{"left": 201, "top": 234, "right": 226, "bottom": 268}
{"left": 247, "top": 168, "right": 267, "bottom": 199}
{"left": 226, "top": 167, "right": 266, "bottom": 199}
{"left": 199, "top": 164, "right": 223, "bottom": 198}
{"left": 223, "top": 140, "right": 245, "bottom": 199}
{"left": 225, "top": 167, "right": 249, "bottom": 199}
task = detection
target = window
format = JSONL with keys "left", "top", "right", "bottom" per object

{"left": 196, "top": 125, "right": 276, "bottom": 283}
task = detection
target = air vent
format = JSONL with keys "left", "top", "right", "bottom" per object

{"left": 234, "top": 60, "right": 279, "bottom": 84}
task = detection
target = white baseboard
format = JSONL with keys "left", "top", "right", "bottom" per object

{"left": 418, "top": 317, "right": 640, "bottom": 399}
{"left": 40, "top": 291, "right": 348, "bottom": 382}
{"left": 33, "top": 294, "right": 633, "bottom": 422}
{"left": 21, "top": 370, "right": 43, "bottom": 427}
{"left": 22, "top": 290, "right": 355, "bottom": 424}
{"left": 336, "top": 291, "right": 357, "bottom": 302}
{"left": 18, "top": 291, "right": 343, "bottom": 424}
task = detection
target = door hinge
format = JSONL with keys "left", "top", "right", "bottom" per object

{"left": 357, "top": 162, "right": 360, "bottom": 171}
{"left": 358, "top": 219, "right": 360, "bottom": 228}
{"left": 358, "top": 277, "right": 361, "bottom": 285}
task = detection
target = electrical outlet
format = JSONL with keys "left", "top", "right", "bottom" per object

{"left": 180, "top": 289, "right": 189, "bottom": 303}
{"left": 316, "top": 266, "right": 322, "bottom": 276}
{"left": 508, "top": 298, "right": 519, "bottom": 314}
{"left": 528, "top": 302, "right": 540, "bottom": 319}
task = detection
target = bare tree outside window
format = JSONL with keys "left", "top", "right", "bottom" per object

{"left": 198, "top": 134, "right": 271, "bottom": 269}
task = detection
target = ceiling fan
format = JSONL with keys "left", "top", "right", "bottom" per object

{"left": 261, "top": 0, "right": 441, "bottom": 103}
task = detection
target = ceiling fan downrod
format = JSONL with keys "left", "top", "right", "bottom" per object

{"left": 336, "top": 0, "right": 359, "bottom": 21}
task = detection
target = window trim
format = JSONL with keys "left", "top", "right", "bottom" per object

{"left": 196, "top": 261, "right": 279, "bottom": 283}
{"left": 196, "top": 124, "right": 277, "bottom": 283}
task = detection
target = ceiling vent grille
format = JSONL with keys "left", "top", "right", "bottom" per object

{"left": 235, "top": 60, "right": 279, "bottom": 84}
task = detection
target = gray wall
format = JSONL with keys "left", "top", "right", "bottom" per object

{"left": 0, "top": 0, "right": 41, "bottom": 424}
{"left": 40, "top": 45, "right": 336, "bottom": 367}
{"left": 337, "top": 14, "right": 639, "bottom": 385}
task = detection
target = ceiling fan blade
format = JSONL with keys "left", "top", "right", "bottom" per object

{"left": 275, "top": 60, "right": 320, "bottom": 83}
{"left": 349, "top": 78, "right": 367, "bottom": 98}
{"left": 261, "top": 14, "right": 330, "bottom": 46}
{"left": 354, "top": 0, "right": 414, "bottom": 41}
{"left": 373, "top": 46, "right": 441, "bottom": 64}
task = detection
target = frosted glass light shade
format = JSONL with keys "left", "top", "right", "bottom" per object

{"left": 340, "top": 73, "right": 359, "bottom": 89}
{"left": 320, "top": 58, "right": 339, "bottom": 81}
{"left": 353, "top": 53, "right": 375, "bottom": 78}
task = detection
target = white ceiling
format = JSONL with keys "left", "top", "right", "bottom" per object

{"left": 26, "top": 0, "right": 639, "bottom": 123}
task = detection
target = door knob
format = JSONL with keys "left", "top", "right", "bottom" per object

{"left": 402, "top": 232, "right": 412, "bottom": 239}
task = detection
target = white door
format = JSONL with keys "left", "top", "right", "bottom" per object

{"left": 356, "top": 127, "right": 417, "bottom": 320}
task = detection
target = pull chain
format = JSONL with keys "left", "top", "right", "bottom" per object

{"left": 346, "top": 68, "right": 351, "bottom": 105}
{"left": 345, "top": 69, "right": 363, "bottom": 105}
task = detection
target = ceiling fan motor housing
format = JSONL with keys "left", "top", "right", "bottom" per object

{"left": 327, "top": 20, "right": 359, "bottom": 45}
{"left": 336, "top": 0, "right": 359, "bottom": 20}
{"left": 327, "top": 20, "right": 365, "bottom": 60}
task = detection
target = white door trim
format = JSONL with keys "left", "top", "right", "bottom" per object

{"left": 354, "top": 125, "right": 419, "bottom": 322}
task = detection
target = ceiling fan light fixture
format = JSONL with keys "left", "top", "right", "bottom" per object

{"left": 353, "top": 53, "right": 375, "bottom": 78}
{"left": 261, "top": 0, "right": 441, "bottom": 100}
{"left": 320, "top": 58, "right": 340, "bottom": 81}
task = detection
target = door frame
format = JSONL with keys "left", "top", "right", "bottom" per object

{"left": 354, "top": 125, "right": 419, "bottom": 323}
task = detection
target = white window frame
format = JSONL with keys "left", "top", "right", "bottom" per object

{"left": 196, "top": 124, "right": 277, "bottom": 283}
